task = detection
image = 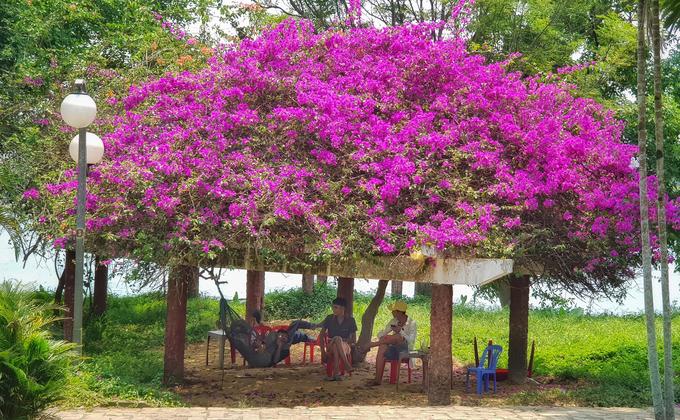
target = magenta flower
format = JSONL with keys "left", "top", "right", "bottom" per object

{"left": 23, "top": 189, "right": 40, "bottom": 200}
{"left": 33, "top": 17, "right": 680, "bottom": 280}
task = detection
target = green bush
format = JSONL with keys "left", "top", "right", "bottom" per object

{"left": 0, "top": 282, "right": 77, "bottom": 419}
{"left": 265, "top": 283, "right": 337, "bottom": 320}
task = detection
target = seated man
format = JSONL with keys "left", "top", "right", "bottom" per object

{"left": 319, "top": 297, "right": 357, "bottom": 381}
{"left": 360, "top": 300, "right": 417, "bottom": 385}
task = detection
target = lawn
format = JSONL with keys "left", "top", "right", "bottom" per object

{"left": 57, "top": 285, "right": 680, "bottom": 408}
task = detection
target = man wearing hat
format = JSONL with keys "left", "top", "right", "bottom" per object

{"left": 361, "top": 300, "right": 417, "bottom": 385}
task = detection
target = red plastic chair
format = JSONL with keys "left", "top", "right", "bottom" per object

{"left": 323, "top": 337, "right": 352, "bottom": 377}
{"left": 387, "top": 358, "right": 412, "bottom": 384}
{"left": 303, "top": 335, "right": 322, "bottom": 363}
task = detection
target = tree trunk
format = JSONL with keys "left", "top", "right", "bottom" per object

{"left": 508, "top": 274, "right": 530, "bottom": 384}
{"left": 317, "top": 275, "right": 327, "bottom": 285}
{"left": 337, "top": 277, "right": 354, "bottom": 317}
{"left": 55, "top": 268, "right": 66, "bottom": 305}
{"left": 93, "top": 257, "right": 108, "bottom": 316}
{"left": 355, "top": 280, "right": 389, "bottom": 363}
{"left": 496, "top": 278, "right": 511, "bottom": 309}
{"left": 414, "top": 282, "right": 431, "bottom": 297}
{"left": 187, "top": 265, "right": 200, "bottom": 298}
{"left": 246, "top": 270, "right": 265, "bottom": 324}
{"left": 63, "top": 248, "right": 76, "bottom": 341}
{"left": 637, "top": 1, "right": 665, "bottom": 417}
{"left": 302, "top": 274, "right": 315, "bottom": 295}
{"left": 651, "top": 0, "right": 675, "bottom": 416}
{"left": 163, "top": 265, "right": 191, "bottom": 385}
{"left": 428, "top": 284, "right": 452, "bottom": 406}
{"left": 391, "top": 280, "right": 403, "bottom": 297}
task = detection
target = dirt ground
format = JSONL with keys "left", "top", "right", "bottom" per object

{"left": 170, "top": 339, "right": 583, "bottom": 408}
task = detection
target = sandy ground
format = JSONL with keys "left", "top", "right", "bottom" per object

{"left": 168, "top": 338, "right": 583, "bottom": 408}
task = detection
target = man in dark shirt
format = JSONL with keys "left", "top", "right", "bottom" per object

{"left": 319, "top": 297, "right": 357, "bottom": 381}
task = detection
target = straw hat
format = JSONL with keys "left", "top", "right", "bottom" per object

{"left": 389, "top": 300, "right": 408, "bottom": 313}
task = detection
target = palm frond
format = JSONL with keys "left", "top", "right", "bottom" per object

{"left": 661, "top": 0, "right": 680, "bottom": 32}
{"left": 0, "top": 282, "right": 77, "bottom": 418}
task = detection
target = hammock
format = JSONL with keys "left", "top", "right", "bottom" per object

{"left": 212, "top": 278, "right": 314, "bottom": 385}
{"left": 214, "top": 279, "right": 281, "bottom": 372}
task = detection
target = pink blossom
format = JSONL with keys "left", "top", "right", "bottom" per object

{"left": 23, "top": 189, "right": 40, "bottom": 200}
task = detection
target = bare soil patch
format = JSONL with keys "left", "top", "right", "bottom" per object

{"left": 169, "top": 340, "right": 584, "bottom": 408}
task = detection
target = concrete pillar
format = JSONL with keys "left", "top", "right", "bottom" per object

{"left": 428, "top": 284, "right": 452, "bottom": 405}
{"left": 508, "top": 274, "right": 530, "bottom": 384}
{"left": 246, "top": 270, "right": 265, "bottom": 323}
{"left": 302, "top": 274, "right": 314, "bottom": 294}
{"left": 391, "top": 280, "right": 403, "bottom": 297}
{"left": 163, "top": 265, "right": 191, "bottom": 385}
{"left": 93, "top": 256, "right": 108, "bottom": 316}
{"left": 415, "top": 282, "right": 432, "bottom": 296}
{"left": 337, "top": 277, "right": 354, "bottom": 317}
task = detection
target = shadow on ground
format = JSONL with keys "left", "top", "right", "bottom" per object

{"left": 169, "top": 340, "right": 585, "bottom": 408}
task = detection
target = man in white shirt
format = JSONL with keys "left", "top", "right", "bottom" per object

{"left": 360, "top": 300, "right": 417, "bottom": 386}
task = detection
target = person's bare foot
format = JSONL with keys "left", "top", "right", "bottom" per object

{"left": 366, "top": 379, "right": 381, "bottom": 386}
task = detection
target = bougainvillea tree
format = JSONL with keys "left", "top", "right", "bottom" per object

{"left": 25, "top": 17, "right": 680, "bottom": 391}
{"left": 31, "top": 19, "right": 679, "bottom": 281}
{"left": 26, "top": 21, "right": 680, "bottom": 287}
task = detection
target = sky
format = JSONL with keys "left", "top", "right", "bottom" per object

{"left": 2, "top": 231, "right": 679, "bottom": 315}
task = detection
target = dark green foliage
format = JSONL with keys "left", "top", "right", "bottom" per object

{"left": 265, "top": 283, "right": 338, "bottom": 320}
{"left": 0, "top": 282, "right": 77, "bottom": 419}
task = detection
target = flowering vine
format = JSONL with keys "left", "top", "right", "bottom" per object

{"left": 32, "top": 19, "right": 680, "bottom": 288}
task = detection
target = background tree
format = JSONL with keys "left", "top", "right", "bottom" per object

{"left": 0, "top": 1, "right": 221, "bottom": 309}
{"left": 636, "top": 0, "right": 665, "bottom": 416}
{"left": 648, "top": 0, "right": 680, "bottom": 416}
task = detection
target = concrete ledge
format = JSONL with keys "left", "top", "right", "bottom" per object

{"left": 216, "top": 250, "right": 513, "bottom": 285}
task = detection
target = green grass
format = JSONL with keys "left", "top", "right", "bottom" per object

{"left": 61, "top": 293, "right": 246, "bottom": 408}
{"left": 59, "top": 287, "right": 680, "bottom": 408}
{"left": 357, "top": 295, "right": 680, "bottom": 407}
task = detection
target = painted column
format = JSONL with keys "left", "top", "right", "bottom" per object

{"left": 428, "top": 284, "right": 453, "bottom": 405}
{"left": 163, "top": 265, "right": 190, "bottom": 385}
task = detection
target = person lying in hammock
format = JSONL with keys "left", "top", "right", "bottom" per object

{"left": 229, "top": 318, "right": 318, "bottom": 368}
{"left": 248, "top": 310, "right": 315, "bottom": 351}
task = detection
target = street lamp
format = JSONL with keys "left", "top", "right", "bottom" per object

{"left": 60, "top": 79, "right": 102, "bottom": 350}
{"left": 69, "top": 132, "right": 104, "bottom": 164}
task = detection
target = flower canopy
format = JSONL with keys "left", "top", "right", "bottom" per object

{"left": 34, "top": 19, "right": 680, "bottom": 289}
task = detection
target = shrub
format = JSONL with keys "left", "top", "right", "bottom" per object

{"left": 265, "top": 283, "right": 337, "bottom": 320}
{"left": 0, "top": 282, "right": 77, "bottom": 419}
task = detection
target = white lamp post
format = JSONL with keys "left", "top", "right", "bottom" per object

{"left": 60, "top": 79, "right": 102, "bottom": 351}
